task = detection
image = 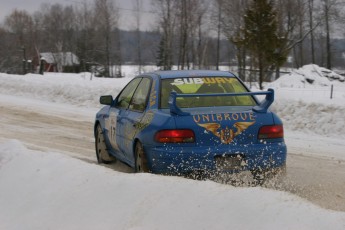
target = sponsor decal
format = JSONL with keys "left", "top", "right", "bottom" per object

{"left": 108, "top": 111, "right": 119, "bottom": 149}
{"left": 171, "top": 77, "right": 234, "bottom": 85}
{"left": 149, "top": 80, "right": 157, "bottom": 107}
{"left": 194, "top": 112, "right": 256, "bottom": 144}
{"left": 135, "top": 111, "right": 154, "bottom": 131}
{"left": 193, "top": 112, "right": 255, "bottom": 123}
{"left": 124, "top": 111, "right": 155, "bottom": 140}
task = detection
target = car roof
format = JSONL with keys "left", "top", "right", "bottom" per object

{"left": 148, "top": 70, "right": 236, "bottom": 79}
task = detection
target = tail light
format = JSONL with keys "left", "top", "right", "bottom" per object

{"left": 258, "top": 125, "right": 284, "bottom": 139}
{"left": 155, "top": 129, "right": 195, "bottom": 143}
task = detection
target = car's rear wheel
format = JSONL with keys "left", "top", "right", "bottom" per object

{"left": 134, "top": 142, "right": 149, "bottom": 173}
{"left": 95, "top": 125, "right": 116, "bottom": 164}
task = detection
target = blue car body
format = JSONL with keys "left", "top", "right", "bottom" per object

{"left": 94, "top": 70, "right": 287, "bottom": 175}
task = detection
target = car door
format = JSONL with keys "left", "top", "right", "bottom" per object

{"left": 107, "top": 78, "right": 142, "bottom": 159}
{"left": 117, "top": 77, "right": 152, "bottom": 164}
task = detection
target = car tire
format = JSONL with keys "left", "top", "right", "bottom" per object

{"left": 134, "top": 142, "right": 149, "bottom": 173}
{"left": 95, "top": 125, "right": 116, "bottom": 164}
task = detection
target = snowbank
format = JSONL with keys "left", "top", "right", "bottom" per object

{"left": 268, "top": 64, "right": 345, "bottom": 88}
{"left": 0, "top": 72, "right": 130, "bottom": 108}
{"left": 1, "top": 140, "right": 344, "bottom": 230}
{"left": 1, "top": 64, "right": 345, "bottom": 138}
{"left": 266, "top": 64, "right": 345, "bottom": 137}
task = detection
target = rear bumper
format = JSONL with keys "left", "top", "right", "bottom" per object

{"left": 144, "top": 142, "right": 287, "bottom": 175}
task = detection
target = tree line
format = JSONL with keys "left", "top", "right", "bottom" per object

{"left": 0, "top": 0, "right": 344, "bottom": 85}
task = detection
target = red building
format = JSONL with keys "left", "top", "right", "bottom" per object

{"left": 33, "top": 52, "right": 80, "bottom": 73}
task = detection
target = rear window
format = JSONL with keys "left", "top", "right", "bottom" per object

{"left": 160, "top": 77, "right": 256, "bottom": 108}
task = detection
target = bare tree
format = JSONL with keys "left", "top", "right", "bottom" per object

{"left": 154, "top": 0, "right": 207, "bottom": 70}
{"left": 41, "top": 4, "right": 65, "bottom": 53}
{"left": 133, "top": 0, "right": 143, "bottom": 73}
{"left": 35, "top": 4, "right": 79, "bottom": 72}
{"left": 4, "top": 9, "right": 34, "bottom": 73}
{"left": 308, "top": 0, "right": 316, "bottom": 63}
{"left": 292, "top": 0, "right": 308, "bottom": 68}
{"left": 320, "top": 0, "right": 341, "bottom": 69}
{"left": 0, "top": 27, "right": 6, "bottom": 70}
{"left": 174, "top": 0, "right": 209, "bottom": 69}
{"left": 273, "top": 0, "right": 321, "bottom": 77}
{"left": 154, "top": 0, "right": 176, "bottom": 70}
{"left": 93, "top": 0, "right": 120, "bottom": 77}
{"left": 74, "top": 0, "right": 95, "bottom": 72}
{"left": 5, "top": 10, "right": 33, "bottom": 46}
{"left": 193, "top": 1, "right": 208, "bottom": 69}
{"left": 218, "top": 0, "right": 249, "bottom": 79}
{"left": 216, "top": 1, "right": 222, "bottom": 70}
{"left": 176, "top": 0, "right": 188, "bottom": 69}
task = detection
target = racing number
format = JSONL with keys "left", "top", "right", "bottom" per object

{"left": 109, "top": 111, "right": 119, "bottom": 149}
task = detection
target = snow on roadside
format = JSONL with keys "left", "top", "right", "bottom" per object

{"left": 1, "top": 65, "right": 345, "bottom": 139}
{"left": 0, "top": 140, "right": 344, "bottom": 230}
{"left": 271, "top": 99, "right": 345, "bottom": 137}
{"left": 0, "top": 72, "right": 130, "bottom": 108}
{"left": 266, "top": 64, "right": 345, "bottom": 138}
{"left": 268, "top": 64, "right": 345, "bottom": 88}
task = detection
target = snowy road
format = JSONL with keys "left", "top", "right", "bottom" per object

{"left": 1, "top": 95, "right": 344, "bottom": 212}
{"left": 1, "top": 105, "right": 94, "bottom": 158}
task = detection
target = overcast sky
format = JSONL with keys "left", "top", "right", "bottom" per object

{"left": 0, "top": 0, "right": 156, "bottom": 31}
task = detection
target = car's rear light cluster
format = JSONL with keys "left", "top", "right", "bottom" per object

{"left": 258, "top": 125, "right": 284, "bottom": 139}
{"left": 155, "top": 129, "right": 195, "bottom": 143}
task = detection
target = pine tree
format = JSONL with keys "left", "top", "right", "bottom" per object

{"left": 241, "top": 0, "right": 282, "bottom": 89}
{"left": 156, "top": 37, "right": 165, "bottom": 69}
{"left": 156, "top": 36, "right": 172, "bottom": 70}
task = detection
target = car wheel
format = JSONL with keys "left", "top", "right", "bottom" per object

{"left": 95, "top": 125, "right": 116, "bottom": 164}
{"left": 134, "top": 142, "right": 149, "bottom": 173}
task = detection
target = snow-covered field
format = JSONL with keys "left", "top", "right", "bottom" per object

{"left": 0, "top": 65, "right": 345, "bottom": 229}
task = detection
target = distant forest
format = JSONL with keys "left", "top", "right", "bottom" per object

{"left": 119, "top": 30, "right": 345, "bottom": 68}
{"left": 0, "top": 0, "right": 344, "bottom": 84}
{"left": 119, "top": 30, "right": 237, "bottom": 66}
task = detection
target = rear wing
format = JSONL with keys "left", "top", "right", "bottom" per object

{"left": 168, "top": 88, "right": 274, "bottom": 116}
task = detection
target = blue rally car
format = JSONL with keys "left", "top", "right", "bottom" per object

{"left": 94, "top": 70, "right": 287, "bottom": 179}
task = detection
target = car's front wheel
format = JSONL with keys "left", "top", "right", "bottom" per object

{"left": 95, "top": 125, "right": 116, "bottom": 164}
{"left": 134, "top": 142, "right": 149, "bottom": 173}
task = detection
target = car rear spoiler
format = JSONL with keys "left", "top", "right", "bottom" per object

{"left": 168, "top": 88, "right": 275, "bottom": 116}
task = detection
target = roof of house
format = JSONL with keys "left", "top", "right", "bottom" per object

{"left": 40, "top": 52, "right": 80, "bottom": 65}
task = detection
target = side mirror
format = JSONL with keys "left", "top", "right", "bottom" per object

{"left": 100, "top": 95, "right": 113, "bottom": 105}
